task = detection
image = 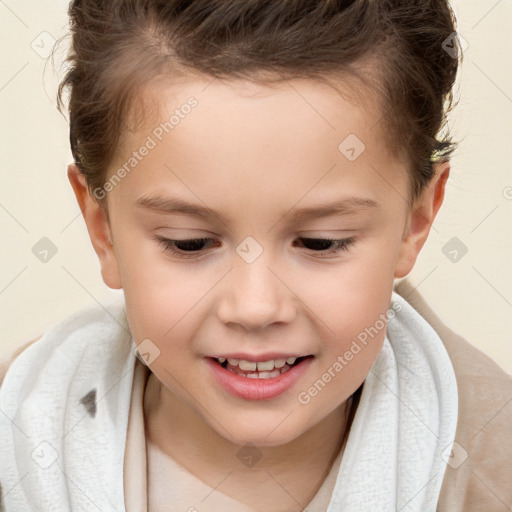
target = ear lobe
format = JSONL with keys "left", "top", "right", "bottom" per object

{"left": 67, "top": 163, "right": 122, "bottom": 289}
{"left": 394, "top": 160, "right": 450, "bottom": 279}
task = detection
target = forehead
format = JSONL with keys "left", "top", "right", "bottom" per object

{"left": 110, "top": 73, "right": 408, "bottom": 215}
{"left": 123, "top": 72, "right": 395, "bottom": 162}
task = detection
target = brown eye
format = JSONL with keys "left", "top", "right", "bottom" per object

{"left": 171, "top": 238, "right": 211, "bottom": 251}
{"left": 153, "top": 236, "right": 218, "bottom": 259}
{"left": 295, "top": 237, "right": 356, "bottom": 256}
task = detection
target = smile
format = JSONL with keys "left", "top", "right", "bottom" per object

{"left": 206, "top": 355, "right": 314, "bottom": 400}
{"left": 214, "top": 356, "right": 311, "bottom": 379}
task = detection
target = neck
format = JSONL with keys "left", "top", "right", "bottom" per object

{"left": 143, "top": 371, "right": 357, "bottom": 511}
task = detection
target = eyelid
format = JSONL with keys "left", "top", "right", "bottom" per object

{"left": 153, "top": 235, "right": 217, "bottom": 259}
{"left": 152, "top": 234, "right": 356, "bottom": 260}
{"left": 295, "top": 236, "right": 356, "bottom": 257}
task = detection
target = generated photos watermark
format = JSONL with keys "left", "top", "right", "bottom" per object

{"left": 297, "top": 300, "right": 403, "bottom": 405}
{"left": 93, "top": 96, "right": 198, "bottom": 200}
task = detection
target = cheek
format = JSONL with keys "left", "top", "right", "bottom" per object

{"left": 303, "top": 300, "right": 388, "bottom": 417}
{"left": 113, "top": 235, "right": 201, "bottom": 342}
{"left": 295, "top": 245, "right": 396, "bottom": 324}
{"left": 320, "top": 279, "right": 389, "bottom": 373}
{"left": 122, "top": 274, "right": 202, "bottom": 346}
{"left": 297, "top": 251, "right": 394, "bottom": 395}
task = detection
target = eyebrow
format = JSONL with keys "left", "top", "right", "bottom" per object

{"left": 135, "top": 194, "right": 380, "bottom": 223}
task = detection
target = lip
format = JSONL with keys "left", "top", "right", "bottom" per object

{"left": 208, "top": 352, "right": 309, "bottom": 362}
{"left": 206, "top": 356, "right": 314, "bottom": 401}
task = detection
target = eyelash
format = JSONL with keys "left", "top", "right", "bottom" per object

{"left": 153, "top": 235, "right": 356, "bottom": 259}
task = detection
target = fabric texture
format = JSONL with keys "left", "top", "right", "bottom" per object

{"left": 0, "top": 299, "right": 134, "bottom": 511}
{"left": 0, "top": 281, "right": 506, "bottom": 512}
{"left": 394, "top": 279, "right": 512, "bottom": 511}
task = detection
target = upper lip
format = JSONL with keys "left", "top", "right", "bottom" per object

{"left": 207, "top": 352, "right": 313, "bottom": 362}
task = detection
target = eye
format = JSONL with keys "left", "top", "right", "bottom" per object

{"left": 153, "top": 235, "right": 356, "bottom": 260}
{"left": 153, "top": 236, "right": 218, "bottom": 259}
{"left": 294, "top": 237, "right": 356, "bottom": 257}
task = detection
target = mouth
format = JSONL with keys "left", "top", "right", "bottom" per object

{"left": 211, "top": 355, "right": 313, "bottom": 380}
{"left": 206, "top": 354, "right": 315, "bottom": 400}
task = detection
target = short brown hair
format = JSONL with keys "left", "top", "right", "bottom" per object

{"left": 57, "top": 0, "right": 462, "bottom": 206}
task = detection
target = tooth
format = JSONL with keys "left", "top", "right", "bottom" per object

{"left": 246, "top": 373, "right": 259, "bottom": 379}
{"left": 217, "top": 357, "right": 226, "bottom": 363}
{"left": 257, "top": 360, "right": 274, "bottom": 371}
{"left": 227, "top": 358, "right": 239, "bottom": 366}
{"left": 239, "top": 360, "right": 257, "bottom": 371}
{"left": 274, "top": 359, "right": 286, "bottom": 368}
{"left": 286, "top": 357, "right": 297, "bottom": 365}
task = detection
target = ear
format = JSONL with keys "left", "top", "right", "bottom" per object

{"left": 67, "top": 163, "right": 122, "bottom": 289}
{"left": 394, "top": 160, "right": 450, "bottom": 278}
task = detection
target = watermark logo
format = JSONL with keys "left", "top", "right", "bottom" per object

{"left": 442, "top": 31, "right": 469, "bottom": 59}
{"left": 31, "top": 31, "right": 56, "bottom": 59}
{"left": 134, "top": 338, "right": 161, "bottom": 366}
{"left": 32, "top": 237, "right": 58, "bottom": 263}
{"left": 442, "top": 236, "right": 468, "bottom": 263}
{"left": 236, "top": 236, "right": 264, "bottom": 264}
{"left": 236, "top": 442, "right": 263, "bottom": 467}
{"left": 31, "top": 441, "right": 59, "bottom": 469}
{"left": 338, "top": 134, "right": 366, "bottom": 162}
{"left": 441, "top": 441, "right": 468, "bottom": 469}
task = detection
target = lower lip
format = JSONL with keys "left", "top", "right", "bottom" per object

{"left": 205, "top": 357, "right": 314, "bottom": 401}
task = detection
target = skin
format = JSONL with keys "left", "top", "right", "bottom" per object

{"left": 68, "top": 75, "right": 449, "bottom": 511}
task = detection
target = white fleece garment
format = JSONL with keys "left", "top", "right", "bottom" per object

{"left": 0, "top": 291, "right": 458, "bottom": 511}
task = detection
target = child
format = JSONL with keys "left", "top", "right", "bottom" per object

{"left": 1, "top": 1, "right": 511, "bottom": 511}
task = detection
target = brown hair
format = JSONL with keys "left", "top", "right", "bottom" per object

{"left": 57, "top": 0, "right": 462, "bottom": 206}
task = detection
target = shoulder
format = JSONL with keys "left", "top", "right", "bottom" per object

{"left": 0, "top": 296, "right": 129, "bottom": 391}
{"left": 394, "top": 279, "right": 512, "bottom": 511}
{"left": 0, "top": 336, "right": 42, "bottom": 388}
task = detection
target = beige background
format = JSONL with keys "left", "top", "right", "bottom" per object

{"left": 1, "top": 0, "right": 511, "bottom": 373}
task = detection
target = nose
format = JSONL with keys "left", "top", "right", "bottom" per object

{"left": 217, "top": 254, "right": 296, "bottom": 331}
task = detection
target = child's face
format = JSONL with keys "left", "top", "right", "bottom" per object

{"left": 75, "top": 75, "right": 442, "bottom": 446}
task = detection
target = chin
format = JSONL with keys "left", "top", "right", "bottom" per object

{"left": 212, "top": 416, "right": 308, "bottom": 448}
